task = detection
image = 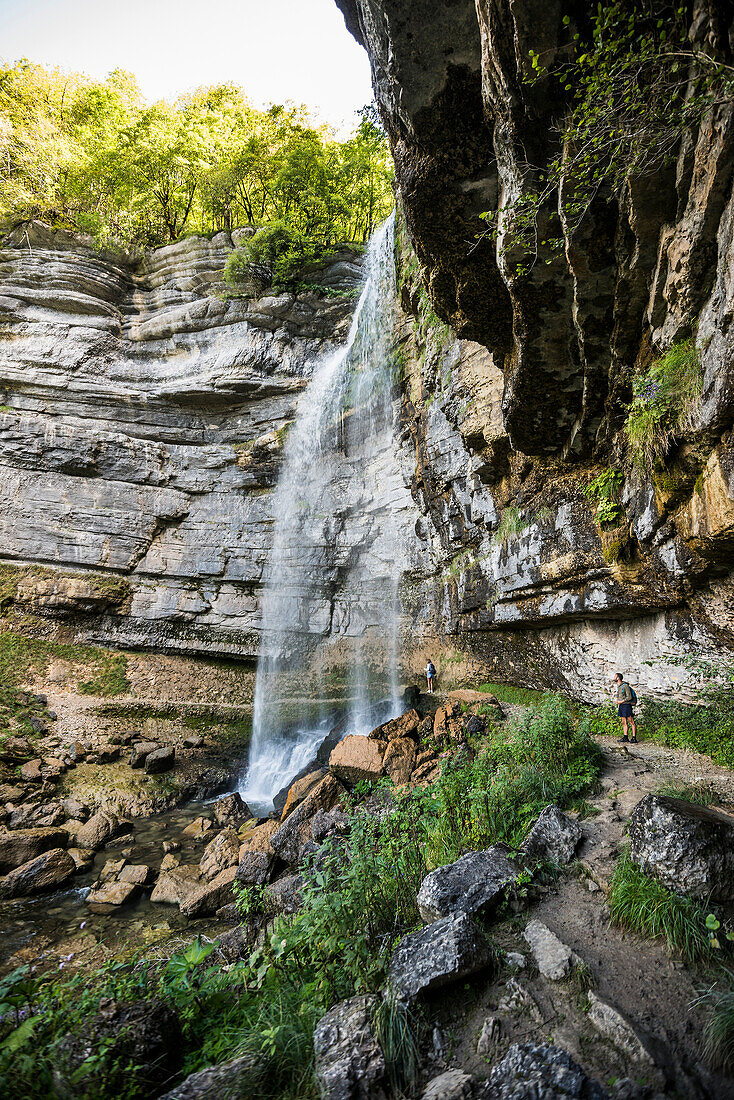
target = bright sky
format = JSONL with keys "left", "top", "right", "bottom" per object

{"left": 0, "top": 0, "right": 373, "bottom": 132}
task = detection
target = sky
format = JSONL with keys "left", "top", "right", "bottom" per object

{"left": 0, "top": 0, "right": 373, "bottom": 132}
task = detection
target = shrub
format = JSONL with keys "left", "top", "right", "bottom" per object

{"left": 641, "top": 696, "right": 734, "bottom": 769}
{"left": 224, "top": 221, "right": 336, "bottom": 289}
{"left": 584, "top": 468, "right": 624, "bottom": 527}
{"left": 609, "top": 852, "right": 712, "bottom": 964}
{"left": 625, "top": 338, "right": 703, "bottom": 470}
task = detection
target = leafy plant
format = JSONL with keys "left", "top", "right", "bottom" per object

{"left": 625, "top": 338, "right": 703, "bottom": 469}
{"left": 584, "top": 469, "right": 624, "bottom": 527}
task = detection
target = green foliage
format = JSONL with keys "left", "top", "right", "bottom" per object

{"left": 695, "top": 979, "right": 734, "bottom": 1071}
{"left": 641, "top": 696, "right": 734, "bottom": 768}
{"left": 1, "top": 63, "right": 394, "bottom": 249}
{"left": 225, "top": 219, "right": 335, "bottom": 289}
{"left": 372, "top": 994, "right": 420, "bottom": 1096}
{"left": 609, "top": 852, "right": 712, "bottom": 964}
{"left": 584, "top": 469, "right": 624, "bottom": 527}
{"left": 480, "top": 3, "right": 734, "bottom": 273}
{"left": 493, "top": 506, "right": 528, "bottom": 546}
{"left": 476, "top": 682, "right": 549, "bottom": 707}
{"left": 656, "top": 781, "right": 719, "bottom": 807}
{"left": 625, "top": 339, "right": 703, "bottom": 469}
{"left": 77, "top": 652, "right": 130, "bottom": 697}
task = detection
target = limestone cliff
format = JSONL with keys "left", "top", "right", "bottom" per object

{"left": 334, "top": 0, "right": 734, "bottom": 696}
{"left": 0, "top": 222, "right": 372, "bottom": 657}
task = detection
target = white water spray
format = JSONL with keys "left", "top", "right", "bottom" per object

{"left": 241, "top": 217, "right": 403, "bottom": 813}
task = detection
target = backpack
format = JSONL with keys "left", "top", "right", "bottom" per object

{"left": 628, "top": 685, "right": 637, "bottom": 706}
{"left": 427, "top": 662, "right": 436, "bottom": 676}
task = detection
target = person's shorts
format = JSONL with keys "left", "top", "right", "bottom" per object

{"left": 618, "top": 703, "right": 633, "bottom": 718}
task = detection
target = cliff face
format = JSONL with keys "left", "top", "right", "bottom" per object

{"left": 0, "top": 222, "right": 420, "bottom": 658}
{"left": 333, "top": 0, "right": 734, "bottom": 695}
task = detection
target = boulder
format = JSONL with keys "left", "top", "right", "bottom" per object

{"left": 313, "top": 995, "right": 388, "bottom": 1100}
{"left": 67, "top": 847, "right": 95, "bottom": 872}
{"left": 0, "top": 826, "right": 68, "bottom": 871}
{"left": 150, "top": 867, "right": 201, "bottom": 906}
{"left": 180, "top": 865, "right": 237, "bottom": 918}
{"left": 312, "top": 808, "right": 349, "bottom": 843}
{"left": 417, "top": 846, "right": 518, "bottom": 923}
{"left": 0, "top": 783, "right": 23, "bottom": 802}
{"left": 464, "top": 715, "right": 487, "bottom": 737}
{"left": 265, "top": 873, "right": 303, "bottom": 915}
{"left": 629, "top": 793, "right": 734, "bottom": 900}
{"left": 370, "top": 708, "right": 421, "bottom": 741}
{"left": 68, "top": 741, "right": 87, "bottom": 762}
{"left": 477, "top": 1043, "right": 608, "bottom": 1098}
{"left": 181, "top": 816, "right": 213, "bottom": 842}
{"left": 97, "top": 744, "right": 120, "bottom": 763}
{"left": 55, "top": 998, "right": 182, "bottom": 1099}
{"left": 477, "top": 1017, "right": 502, "bottom": 1056}
{"left": 0, "top": 847, "right": 76, "bottom": 897}
{"left": 157, "top": 1054, "right": 260, "bottom": 1100}
{"left": 280, "top": 769, "right": 327, "bottom": 821}
{"left": 239, "top": 818, "right": 279, "bottom": 855}
{"left": 270, "top": 774, "right": 344, "bottom": 864}
{"left": 422, "top": 1071, "right": 476, "bottom": 1100}
{"left": 129, "top": 741, "right": 159, "bottom": 768}
{"left": 19, "top": 759, "right": 42, "bottom": 783}
{"left": 523, "top": 920, "right": 581, "bottom": 981}
{"left": 145, "top": 746, "right": 175, "bottom": 774}
{"left": 388, "top": 912, "right": 493, "bottom": 1002}
{"left": 520, "top": 806, "right": 582, "bottom": 866}
{"left": 199, "top": 828, "right": 240, "bottom": 880}
{"left": 216, "top": 921, "right": 262, "bottom": 963}
{"left": 99, "top": 858, "right": 126, "bottom": 882}
{"left": 235, "top": 851, "right": 272, "bottom": 886}
{"left": 86, "top": 881, "right": 139, "bottom": 909}
{"left": 329, "top": 736, "right": 385, "bottom": 786}
{"left": 61, "top": 797, "right": 89, "bottom": 821}
{"left": 383, "top": 737, "right": 417, "bottom": 785}
{"left": 76, "top": 810, "right": 120, "bottom": 851}
{"left": 212, "top": 791, "right": 251, "bottom": 827}
{"left": 119, "top": 864, "right": 152, "bottom": 886}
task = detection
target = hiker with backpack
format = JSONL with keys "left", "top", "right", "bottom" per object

{"left": 613, "top": 672, "right": 638, "bottom": 743}
{"left": 425, "top": 659, "right": 436, "bottom": 694}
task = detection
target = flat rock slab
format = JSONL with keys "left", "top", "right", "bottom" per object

{"left": 329, "top": 735, "right": 386, "bottom": 786}
{"left": 0, "top": 826, "right": 68, "bottom": 872}
{"left": 145, "top": 746, "right": 175, "bottom": 774}
{"left": 313, "top": 994, "right": 387, "bottom": 1100}
{"left": 587, "top": 992, "right": 656, "bottom": 1068}
{"left": 180, "top": 865, "right": 236, "bottom": 917}
{"left": 523, "top": 920, "right": 581, "bottom": 981}
{"left": 389, "top": 912, "right": 493, "bottom": 1002}
{"left": 629, "top": 793, "right": 734, "bottom": 900}
{"left": 520, "top": 805, "right": 582, "bottom": 866}
{"left": 150, "top": 867, "right": 201, "bottom": 906}
{"left": 87, "top": 881, "right": 139, "bottom": 909}
{"left": 0, "top": 847, "right": 76, "bottom": 897}
{"left": 422, "top": 1070, "right": 475, "bottom": 1100}
{"left": 476, "top": 1042, "right": 608, "bottom": 1098}
{"left": 417, "top": 845, "right": 517, "bottom": 923}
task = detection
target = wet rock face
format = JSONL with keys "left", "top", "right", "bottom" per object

{"left": 629, "top": 793, "right": 734, "bottom": 900}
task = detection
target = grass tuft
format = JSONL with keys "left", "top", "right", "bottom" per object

{"left": 625, "top": 337, "right": 703, "bottom": 470}
{"left": 609, "top": 852, "right": 711, "bottom": 965}
{"left": 694, "top": 979, "right": 734, "bottom": 1072}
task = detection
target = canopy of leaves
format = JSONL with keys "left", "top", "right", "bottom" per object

{"left": 0, "top": 62, "right": 394, "bottom": 250}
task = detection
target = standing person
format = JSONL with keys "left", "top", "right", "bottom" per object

{"left": 425, "top": 658, "right": 436, "bottom": 694}
{"left": 614, "top": 672, "right": 638, "bottom": 743}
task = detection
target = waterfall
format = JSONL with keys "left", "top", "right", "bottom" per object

{"left": 240, "top": 216, "right": 403, "bottom": 813}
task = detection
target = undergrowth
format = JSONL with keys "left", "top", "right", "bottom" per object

{"left": 624, "top": 337, "right": 703, "bottom": 470}
{"left": 476, "top": 682, "right": 549, "bottom": 707}
{"left": 609, "top": 852, "right": 712, "bottom": 965}
{"left": 0, "top": 695, "right": 601, "bottom": 1099}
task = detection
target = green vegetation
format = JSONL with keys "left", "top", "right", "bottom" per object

{"left": 584, "top": 469, "right": 624, "bottom": 527}
{"left": 0, "top": 630, "right": 130, "bottom": 722}
{"left": 476, "top": 682, "right": 550, "bottom": 707}
{"left": 609, "top": 852, "right": 712, "bottom": 965}
{"left": 655, "top": 780, "right": 719, "bottom": 807}
{"left": 695, "top": 982, "right": 734, "bottom": 1072}
{"left": 1, "top": 63, "right": 393, "bottom": 254}
{"left": 624, "top": 338, "right": 703, "bottom": 469}
{"left": 0, "top": 696, "right": 600, "bottom": 1098}
{"left": 492, "top": 507, "right": 528, "bottom": 547}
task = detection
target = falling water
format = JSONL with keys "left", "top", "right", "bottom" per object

{"left": 240, "top": 216, "right": 403, "bottom": 813}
